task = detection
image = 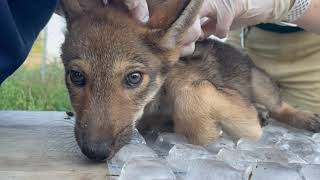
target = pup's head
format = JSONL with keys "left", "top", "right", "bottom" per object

{"left": 59, "top": 0, "right": 202, "bottom": 161}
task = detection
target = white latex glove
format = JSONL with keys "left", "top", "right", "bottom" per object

{"left": 180, "top": 0, "right": 293, "bottom": 56}
{"left": 181, "top": 16, "right": 202, "bottom": 56}
{"left": 199, "top": 0, "right": 293, "bottom": 38}
{"left": 103, "top": 0, "right": 149, "bottom": 23}
{"left": 103, "top": 0, "right": 198, "bottom": 56}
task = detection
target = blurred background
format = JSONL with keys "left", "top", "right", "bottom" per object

{"left": 0, "top": 14, "right": 71, "bottom": 111}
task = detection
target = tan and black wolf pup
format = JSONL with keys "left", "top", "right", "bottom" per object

{"left": 58, "top": 0, "right": 320, "bottom": 161}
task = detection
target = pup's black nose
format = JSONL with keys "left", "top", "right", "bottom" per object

{"left": 81, "top": 143, "right": 110, "bottom": 161}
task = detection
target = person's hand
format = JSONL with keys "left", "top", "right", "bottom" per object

{"left": 103, "top": 0, "right": 201, "bottom": 57}
{"left": 103, "top": 0, "right": 149, "bottom": 23}
{"left": 120, "top": 0, "right": 150, "bottom": 23}
{"left": 102, "top": 0, "right": 291, "bottom": 57}
{"left": 199, "top": 0, "right": 293, "bottom": 38}
{"left": 179, "top": 0, "right": 293, "bottom": 56}
{"left": 180, "top": 16, "right": 202, "bottom": 56}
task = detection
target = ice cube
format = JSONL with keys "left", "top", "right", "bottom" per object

{"left": 236, "top": 138, "right": 272, "bottom": 151}
{"left": 250, "top": 162, "right": 301, "bottom": 180}
{"left": 206, "top": 137, "right": 235, "bottom": 154}
{"left": 259, "top": 132, "right": 282, "bottom": 146}
{"left": 216, "top": 148, "right": 263, "bottom": 171}
{"left": 312, "top": 133, "right": 320, "bottom": 143}
{"left": 286, "top": 126, "right": 314, "bottom": 137}
{"left": 299, "top": 164, "right": 320, "bottom": 180}
{"left": 260, "top": 125, "right": 287, "bottom": 146}
{"left": 285, "top": 151, "right": 307, "bottom": 164}
{"left": 282, "top": 132, "right": 312, "bottom": 141}
{"left": 263, "top": 121, "right": 289, "bottom": 135}
{"left": 251, "top": 148, "right": 305, "bottom": 165}
{"left": 156, "top": 133, "right": 188, "bottom": 144}
{"left": 142, "top": 130, "right": 160, "bottom": 144}
{"left": 111, "top": 144, "right": 157, "bottom": 165}
{"left": 129, "top": 128, "right": 146, "bottom": 144}
{"left": 304, "top": 152, "right": 320, "bottom": 164}
{"left": 265, "top": 119, "right": 311, "bottom": 136}
{"left": 165, "top": 143, "right": 215, "bottom": 173}
{"left": 108, "top": 144, "right": 158, "bottom": 175}
{"left": 275, "top": 137, "right": 317, "bottom": 158}
{"left": 216, "top": 147, "right": 305, "bottom": 171}
{"left": 119, "top": 157, "right": 176, "bottom": 180}
{"left": 184, "top": 160, "right": 243, "bottom": 180}
{"left": 151, "top": 133, "right": 188, "bottom": 157}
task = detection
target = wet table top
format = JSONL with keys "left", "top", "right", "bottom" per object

{"left": 0, "top": 111, "right": 107, "bottom": 180}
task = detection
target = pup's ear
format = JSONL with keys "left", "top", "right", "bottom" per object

{"left": 57, "top": 0, "right": 104, "bottom": 22}
{"left": 147, "top": 0, "right": 203, "bottom": 54}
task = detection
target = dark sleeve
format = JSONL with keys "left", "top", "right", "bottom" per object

{"left": 0, "top": 0, "right": 58, "bottom": 84}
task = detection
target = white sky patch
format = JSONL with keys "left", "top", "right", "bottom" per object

{"left": 46, "top": 14, "right": 66, "bottom": 58}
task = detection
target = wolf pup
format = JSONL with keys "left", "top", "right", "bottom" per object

{"left": 58, "top": 0, "right": 320, "bottom": 161}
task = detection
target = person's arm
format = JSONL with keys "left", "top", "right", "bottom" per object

{"left": 0, "top": 0, "right": 58, "bottom": 84}
{"left": 295, "top": 0, "right": 320, "bottom": 33}
{"left": 197, "top": 0, "right": 294, "bottom": 38}
{"left": 183, "top": 0, "right": 320, "bottom": 41}
{"left": 121, "top": 0, "right": 319, "bottom": 57}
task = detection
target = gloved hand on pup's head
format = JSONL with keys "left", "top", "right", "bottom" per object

{"left": 103, "top": 0, "right": 202, "bottom": 57}
{"left": 110, "top": 0, "right": 292, "bottom": 56}
{"left": 103, "top": 0, "right": 149, "bottom": 23}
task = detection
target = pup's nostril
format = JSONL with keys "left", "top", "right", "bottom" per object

{"left": 81, "top": 143, "right": 110, "bottom": 161}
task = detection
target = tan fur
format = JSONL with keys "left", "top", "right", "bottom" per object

{"left": 58, "top": 0, "right": 320, "bottom": 160}
{"left": 270, "top": 102, "right": 320, "bottom": 131}
{"left": 59, "top": 0, "right": 206, "bottom": 160}
{"left": 163, "top": 63, "right": 262, "bottom": 145}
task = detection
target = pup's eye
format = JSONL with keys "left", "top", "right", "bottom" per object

{"left": 70, "top": 70, "right": 85, "bottom": 87}
{"left": 124, "top": 71, "right": 143, "bottom": 88}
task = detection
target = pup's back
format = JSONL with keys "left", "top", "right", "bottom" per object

{"left": 175, "top": 39, "right": 256, "bottom": 100}
{"left": 161, "top": 38, "right": 320, "bottom": 145}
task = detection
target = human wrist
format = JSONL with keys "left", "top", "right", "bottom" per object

{"left": 271, "top": 0, "right": 292, "bottom": 22}
{"left": 287, "top": 0, "right": 312, "bottom": 22}
{"left": 242, "top": 0, "right": 288, "bottom": 23}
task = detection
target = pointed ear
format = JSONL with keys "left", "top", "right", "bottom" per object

{"left": 57, "top": 0, "right": 104, "bottom": 23}
{"left": 147, "top": 0, "right": 203, "bottom": 51}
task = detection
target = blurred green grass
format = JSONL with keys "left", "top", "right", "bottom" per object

{"left": 0, "top": 62, "right": 72, "bottom": 111}
{"left": 0, "top": 33, "right": 72, "bottom": 111}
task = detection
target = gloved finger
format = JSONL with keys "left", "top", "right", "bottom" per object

{"left": 180, "top": 43, "right": 195, "bottom": 57}
{"left": 183, "top": 16, "right": 202, "bottom": 45}
{"left": 199, "top": 0, "right": 234, "bottom": 38}
{"left": 199, "top": 0, "right": 216, "bottom": 18}
{"left": 123, "top": 0, "right": 149, "bottom": 23}
{"left": 214, "top": 15, "right": 233, "bottom": 38}
{"left": 201, "top": 18, "right": 217, "bottom": 39}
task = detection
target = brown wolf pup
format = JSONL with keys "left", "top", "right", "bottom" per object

{"left": 58, "top": 0, "right": 320, "bottom": 161}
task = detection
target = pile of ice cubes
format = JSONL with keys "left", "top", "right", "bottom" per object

{"left": 107, "top": 120, "right": 320, "bottom": 180}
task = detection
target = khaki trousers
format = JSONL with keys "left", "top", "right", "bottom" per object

{"left": 227, "top": 27, "right": 320, "bottom": 113}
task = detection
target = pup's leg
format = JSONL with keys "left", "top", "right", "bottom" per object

{"left": 271, "top": 102, "right": 320, "bottom": 132}
{"left": 169, "top": 80, "right": 262, "bottom": 145}
{"left": 252, "top": 68, "right": 320, "bottom": 132}
{"left": 215, "top": 88, "right": 263, "bottom": 141}
{"left": 170, "top": 80, "right": 220, "bottom": 145}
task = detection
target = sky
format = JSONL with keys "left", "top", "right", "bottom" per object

{"left": 46, "top": 14, "right": 66, "bottom": 58}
